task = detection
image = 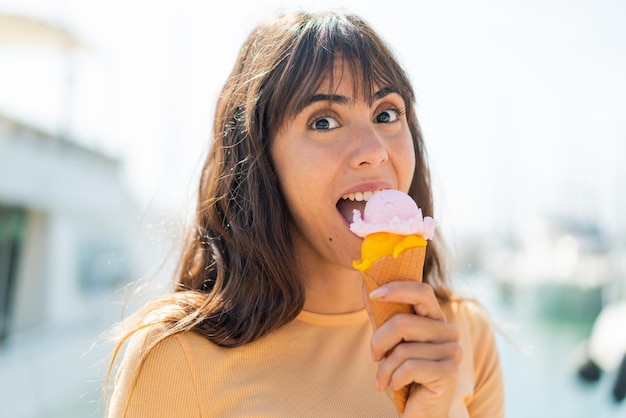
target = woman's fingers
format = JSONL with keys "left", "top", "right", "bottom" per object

{"left": 368, "top": 281, "right": 459, "bottom": 363}
{"left": 366, "top": 280, "right": 461, "bottom": 416}
{"left": 369, "top": 281, "right": 445, "bottom": 321}
{"left": 371, "top": 314, "right": 459, "bottom": 361}
{"left": 374, "top": 341, "right": 462, "bottom": 392}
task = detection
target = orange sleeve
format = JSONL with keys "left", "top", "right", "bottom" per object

{"left": 464, "top": 302, "right": 506, "bottom": 418}
{"left": 108, "top": 331, "right": 202, "bottom": 418}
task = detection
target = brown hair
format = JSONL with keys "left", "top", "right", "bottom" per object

{"left": 108, "top": 10, "right": 450, "bottom": 375}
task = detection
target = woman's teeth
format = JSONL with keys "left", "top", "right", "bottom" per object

{"left": 341, "top": 189, "right": 383, "bottom": 202}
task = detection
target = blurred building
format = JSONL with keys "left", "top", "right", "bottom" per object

{"left": 0, "top": 7, "right": 138, "bottom": 341}
{"left": 0, "top": 11, "right": 141, "bottom": 417}
{"left": 0, "top": 113, "right": 137, "bottom": 343}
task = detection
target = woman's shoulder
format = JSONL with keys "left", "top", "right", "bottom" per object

{"left": 122, "top": 325, "right": 218, "bottom": 368}
{"left": 109, "top": 327, "right": 216, "bottom": 416}
{"left": 441, "top": 295, "right": 494, "bottom": 331}
{"left": 440, "top": 295, "right": 505, "bottom": 417}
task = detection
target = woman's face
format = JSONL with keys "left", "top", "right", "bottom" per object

{"left": 271, "top": 61, "right": 416, "bottom": 271}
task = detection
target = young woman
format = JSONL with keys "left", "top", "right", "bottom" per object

{"left": 107, "top": 11, "right": 504, "bottom": 417}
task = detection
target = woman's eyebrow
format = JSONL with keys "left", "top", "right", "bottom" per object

{"left": 303, "top": 93, "right": 349, "bottom": 108}
{"left": 301, "top": 87, "right": 399, "bottom": 110}
{"left": 373, "top": 87, "right": 399, "bottom": 101}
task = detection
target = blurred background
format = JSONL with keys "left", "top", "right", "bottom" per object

{"left": 1, "top": 0, "right": 625, "bottom": 417}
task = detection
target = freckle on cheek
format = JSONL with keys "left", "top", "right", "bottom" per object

{"left": 328, "top": 237, "right": 333, "bottom": 242}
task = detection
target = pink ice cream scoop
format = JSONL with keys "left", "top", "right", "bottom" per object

{"left": 349, "top": 189, "right": 436, "bottom": 238}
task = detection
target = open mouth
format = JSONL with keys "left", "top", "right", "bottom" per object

{"left": 336, "top": 190, "right": 383, "bottom": 223}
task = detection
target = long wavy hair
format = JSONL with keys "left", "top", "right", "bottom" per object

{"left": 108, "top": 11, "right": 450, "bottom": 375}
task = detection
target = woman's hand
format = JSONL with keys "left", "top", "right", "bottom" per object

{"left": 365, "top": 281, "right": 461, "bottom": 417}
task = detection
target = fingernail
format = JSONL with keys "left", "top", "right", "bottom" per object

{"left": 373, "top": 379, "right": 380, "bottom": 391}
{"left": 369, "top": 287, "right": 388, "bottom": 299}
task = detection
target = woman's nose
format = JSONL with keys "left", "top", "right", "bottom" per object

{"left": 349, "top": 122, "right": 389, "bottom": 168}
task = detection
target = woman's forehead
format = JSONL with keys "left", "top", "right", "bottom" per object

{"left": 315, "top": 61, "right": 360, "bottom": 93}
{"left": 302, "top": 59, "right": 387, "bottom": 103}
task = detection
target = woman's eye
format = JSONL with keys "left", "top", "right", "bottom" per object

{"left": 310, "top": 116, "right": 339, "bottom": 130}
{"left": 375, "top": 108, "right": 400, "bottom": 124}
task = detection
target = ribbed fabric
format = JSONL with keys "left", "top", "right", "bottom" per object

{"left": 108, "top": 300, "right": 504, "bottom": 417}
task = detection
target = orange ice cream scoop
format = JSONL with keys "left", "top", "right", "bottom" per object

{"left": 353, "top": 232, "right": 427, "bottom": 271}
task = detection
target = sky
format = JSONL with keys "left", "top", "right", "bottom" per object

{"left": 1, "top": 0, "right": 625, "bottom": 243}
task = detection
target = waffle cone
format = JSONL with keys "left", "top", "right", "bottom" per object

{"left": 362, "top": 245, "right": 427, "bottom": 414}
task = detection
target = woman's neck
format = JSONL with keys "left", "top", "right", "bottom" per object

{"left": 301, "top": 264, "right": 365, "bottom": 314}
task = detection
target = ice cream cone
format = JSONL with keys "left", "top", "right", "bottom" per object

{"left": 362, "top": 245, "right": 426, "bottom": 413}
{"left": 349, "top": 190, "right": 435, "bottom": 414}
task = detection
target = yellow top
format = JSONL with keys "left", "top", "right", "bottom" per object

{"left": 108, "top": 300, "right": 504, "bottom": 417}
{"left": 353, "top": 232, "right": 427, "bottom": 271}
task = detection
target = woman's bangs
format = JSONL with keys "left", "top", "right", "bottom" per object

{"left": 290, "top": 41, "right": 410, "bottom": 118}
